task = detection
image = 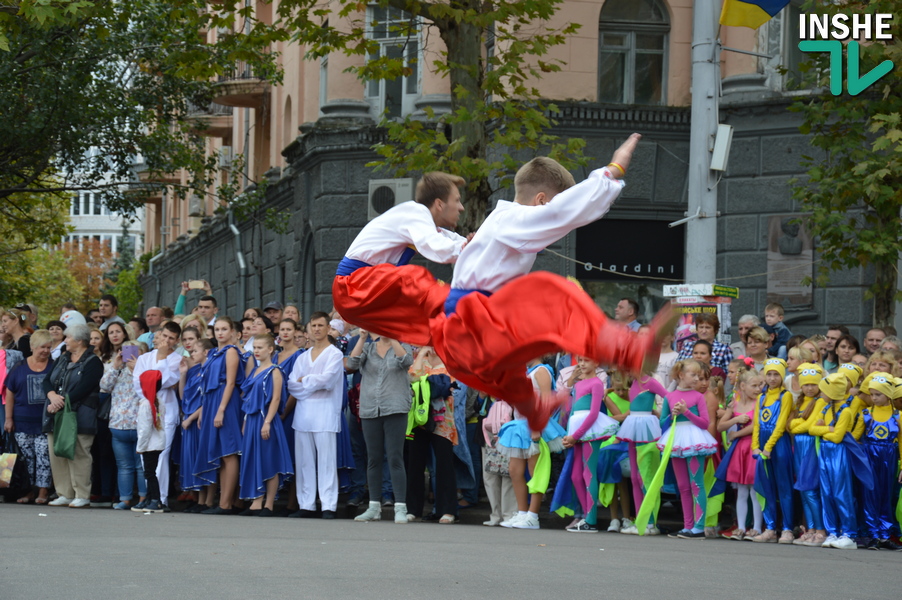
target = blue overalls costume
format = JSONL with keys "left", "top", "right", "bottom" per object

{"left": 812, "top": 400, "right": 858, "bottom": 538}
{"left": 754, "top": 388, "right": 795, "bottom": 533}
{"left": 859, "top": 406, "right": 901, "bottom": 540}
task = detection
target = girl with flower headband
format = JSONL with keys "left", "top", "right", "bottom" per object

{"left": 854, "top": 371, "right": 902, "bottom": 550}
{"left": 788, "top": 362, "right": 827, "bottom": 546}
{"left": 749, "top": 358, "right": 795, "bottom": 544}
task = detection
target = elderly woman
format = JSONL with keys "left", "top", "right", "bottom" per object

{"left": 346, "top": 330, "right": 414, "bottom": 523}
{"left": 677, "top": 313, "right": 734, "bottom": 371}
{"left": 47, "top": 319, "right": 67, "bottom": 360}
{"left": 100, "top": 340, "right": 146, "bottom": 510}
{"left": 4, "top": 330, "right": 55, "bottom": 503}
{"left": 42, "top": 323, "right": 104, "bottom": 508}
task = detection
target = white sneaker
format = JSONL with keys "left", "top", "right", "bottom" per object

{"left": 483, "top": 520, "right": 501, "bottom": 527}
{"left": 393, "top": 502, "right": 409, "bottom": 524}
{"left": 822, "top": 534, "right": 838, "bottom": 548}
{"left": 68, "top": 498, "right": 91, "bottom": 508}
{"left": 500, "top": 514, "right": 524, "bottom": 528}
{"left": 620, "top": 518, "right": 636, "bottom": 533}
{"left": 621, "top": 524, "right": 640, "bottom": 535}
{"left": 48, "top": 496, "right": 72, "bottom": 507}
{"left": 512, "top": 514, "right": 540, "bottom": 529}
{"left": 354, "top": 501, "right": 382, "bottom": 522}
{"left": 832, "top": 535, "right": 857, "bottom": 550}
{"left": 645, "top": 525, "right": 661, "bottom": 536}
{"left": 607, "top": 518, "right": 621, "bottom": 532}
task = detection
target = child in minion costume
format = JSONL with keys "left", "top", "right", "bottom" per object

{"left": 855, "top": 372, "right": 902, "bottom": 550}
{"left": 789, "top": 362, "right": 827, "bottom": 546}
{"left": 806, "top": 372, "right": 874, "bottom": 550}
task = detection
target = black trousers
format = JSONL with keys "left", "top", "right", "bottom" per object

{"left": 406, "top": 428, "right": 457, "bottom": 518}
{"left": 141, "top": 451, "right": 162, "bottom": 501}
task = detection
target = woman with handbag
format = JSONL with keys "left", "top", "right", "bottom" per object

{"left": 3, "top": 330, "right": 55, "bottom": 504}
{"left": 42, "top": 323, "right": 104, "bottom": 508}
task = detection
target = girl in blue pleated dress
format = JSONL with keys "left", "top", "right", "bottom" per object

{"left": 194, "top": 317, "right": 244, "bottom": 514}
{"left": 497, "top": 358, "right": 566, "bottom": 530}
{"left": 179, "top": 338, "right": 213, "bottom": 512}
{"left": 238, "top": 334, "right": 294, "bottom": 516}
{"left": 274, "top": 319, "right": 305, "bottom": 512}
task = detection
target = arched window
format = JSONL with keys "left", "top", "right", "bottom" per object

{"left": 598, "top": 0, "right": 669, "bottom": 105}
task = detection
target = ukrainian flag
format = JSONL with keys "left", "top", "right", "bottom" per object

{"left": 719, "top": 0, "right": 789, "bottom": 29}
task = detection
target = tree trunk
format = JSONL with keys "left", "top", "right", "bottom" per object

{"left": 873, "top": 259, "right": 896, "bottom": 329}
{"left": 437, "top": 7, "right": 490, "bottom": 234}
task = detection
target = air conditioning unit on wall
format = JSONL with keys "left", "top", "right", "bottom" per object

{"left": 368, "top": 178, "right": 414, "bottom": 221}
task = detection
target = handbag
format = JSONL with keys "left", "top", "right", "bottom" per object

{"left": 0, "top": 432, "right": 29, "bottom": 491}
{"left": 53, "top": 394, "right": 78, "bottom": 460}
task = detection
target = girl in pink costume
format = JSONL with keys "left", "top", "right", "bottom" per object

{"left": 659, "top": 360, "right": 719, "bottom": 539}
{"left": 717, "top": 369, "right": 764, "bottom": 540}
{"left": 561, "top": 357, "right": 620, "bottom": 533}
{"left": 617, "top": 374, "right": 666, "bottom": 535}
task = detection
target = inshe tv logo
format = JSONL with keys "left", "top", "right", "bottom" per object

{"left": 798, "top": 13, "right": 894, "bottom": 95}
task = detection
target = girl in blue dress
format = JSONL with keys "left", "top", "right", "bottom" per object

{"left": 497, "top": 358, "right": 566, "bottom": 530}
{"left": 194, "top": 317, "right": 244, "bottom": 515}
{"left": 178, "top": 338, "right": 213, "bottom": 512}
{"left": 274, "top": 319, "right": 305, "bottom": 513}
{"left": 238, "top": 334, "right": 294, "bottom": 516}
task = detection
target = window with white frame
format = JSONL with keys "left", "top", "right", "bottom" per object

{"left": 366, "top": 5, "right": 420, "bottom": 119}
{"left": 598, "top": 0, "right": 669, "bottom": 105}
{"left": 762, "top": 1, "right": 809, "bottom": 91}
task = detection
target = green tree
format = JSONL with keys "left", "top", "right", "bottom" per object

{"left": 0, "top": 0, "right": 282, "bottom": 217}
{"left": 791, "top": 0, "right": 902, "bottom": 328}
{"left": 272, "top": 0, "right": 586, "bottom": 232}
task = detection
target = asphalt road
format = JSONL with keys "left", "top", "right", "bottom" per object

{"left": 2, "top": 503, "right": 897, "bottom": 600}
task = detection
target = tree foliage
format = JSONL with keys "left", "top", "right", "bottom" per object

{"left": 0, "top": 0, "right": 283, "bottom": 217}
{"left": 272, "top": 0, "right": 586, "bottom": 232}
{"left": 790, "top": 0, "right": 902, "bottom": 327}
{"left": 61, "top": 239, "right": 116, "bottom": 312}
{"left": 0, "top": 246, "right": 83, "bottom": 321}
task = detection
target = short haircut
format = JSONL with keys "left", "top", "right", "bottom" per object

{"left": 764, "top": 303, "right": 784, "bottom": 316}
{"left": 199, "top": 295, "right": 218, "bottom": 308}
{"left": 880, "top": 335, "right": 901, "bottom": 350}
{"left": 692, "top": 339, "right": 713, "bottom": 354}
{"left": 827, "top": 324, "right": 850, "bottom": 335}
{"left": 66, "top": 323, "right": 91, "bottom": 344}
{"left": 513, "top": 157, "right": 575, "bottom": 201}
{"left": 620, "top": 297, "right": 639, "bottom": 317}
{"left": 415, "top": 172, "right": 465, "bottom": 209}
{"left": 161, "top": 306, "right": 174, "bottom": 319}
{"left": 786, "top": 334, "right": 806, "bottom": 353}
{"left": 99, "top": 294, "right": 119, "bottom": 308}
{"left": 746, "top": 326, "right": 770, "bottom": 343}
{"left": 257, "top": 314, "right": 274, "bottom": 333}
{"left": 695, "top": 312, "right": 720, "bottom": 331}
{"left": 130, "top": 317, "right": 148, "bottom": 334}
{"left": 61, "top": 302, "right": 77, "bottom": 312}
{"left": 309, "top": 311, "right": 330, "bottom": 324}
{"left": 737, "top": 314, "right": 760, "bottom": 326}
{"left": 30, "top": 329, "right": 52, "bottom": 349}
{"left": 161, "top": 321, "right": 182, "bottom": 337}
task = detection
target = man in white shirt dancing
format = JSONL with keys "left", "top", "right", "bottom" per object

{"left": 333, "top": 172, "right": 469, "bottom": 346}
{"left": 430, "top": 134, "right": 677, "bottom": 431}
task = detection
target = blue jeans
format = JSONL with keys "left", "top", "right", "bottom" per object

{"left": 110, "top": 428, "right": 146, "bottom": 502}
{"left": 460, "top": 422, "right": 483, "bottom": 504}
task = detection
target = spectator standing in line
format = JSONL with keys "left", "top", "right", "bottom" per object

{"left": 286, "top": 312, "right": 345, "bottom": 519}
{"left": 132, "top": 321, "right": 183, "bottom": 509}
{"left": 615, "top": 298, "right": 641, "bottom": 332}
{"left": 863, "top": 328, "right": 886, "bottom": 356}
{"left": 138, "top": 307, "right": 165, "bottom": 348}
{"left": 823, "top": 324, "right": 849, "bottom": 374}
{"left": 2, "top": 308, "right": 32, "bottom": 358}
{"left": 97, "top": 294, "right": 126, "bottom": 332}
{"left": 87, "top": 309, "right": 104, "bottom": 327}
{"left": 263, "top": 302, "right": 283, "bottom": 327}
{"left": 196, "top": 295, "right": 219, "bottom": 327}
{"left": 763, "top": 303, "right": 792, "bottom": 359}
{"left": 676, "top": 313, "right": 734, "bottom": 371}
{"left": 730, "top": 315, "right": 760, "bottom": 360}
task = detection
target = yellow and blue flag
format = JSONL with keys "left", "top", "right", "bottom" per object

{"left": 720, "top": 0, "right": 790, "bottom": 29}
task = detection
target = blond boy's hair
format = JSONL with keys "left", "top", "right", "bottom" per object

{"left": 764, "top": 303, "right": 785, "bottom": 317}
{"left": 514, "top": 157, "right": 575, "bottom": 202}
